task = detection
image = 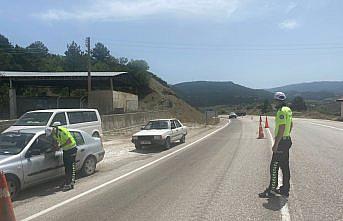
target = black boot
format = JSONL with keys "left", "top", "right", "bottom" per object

{"left": 258, "top": 188, "right": 276, "bottom": 198}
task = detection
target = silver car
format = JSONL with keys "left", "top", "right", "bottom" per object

{"left": 0, "top": 128, "right": 105, "bottom": 199}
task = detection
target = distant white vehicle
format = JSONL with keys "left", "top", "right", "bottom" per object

{"left": 3, "top": 109, "right": 103, "bottom": 138}
{"left": 229, "top": 112, "right": 237, "bottom": 119}
{"left": 131, "top": 119, "right": 187, "bottom": 149}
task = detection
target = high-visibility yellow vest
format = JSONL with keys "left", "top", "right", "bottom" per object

{"left": 52, "top": 126, "right": 76, "bottom": 151}
{"left": 275, "top": 106, "right": 293, "bottom": 137}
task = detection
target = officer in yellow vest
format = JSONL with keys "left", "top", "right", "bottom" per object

{"left": 46, "top": 123, "right": 77, "bottom": 191}
{"left": 259, "top": 92, "right": 293, "bottom": 198}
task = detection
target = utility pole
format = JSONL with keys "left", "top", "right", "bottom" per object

{"left": 85, "top": 37, "right": 91, "bottom": 105}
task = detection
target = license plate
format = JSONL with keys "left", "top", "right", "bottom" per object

{"left": 141, "top": 140, "right": 151, "bottom": 145}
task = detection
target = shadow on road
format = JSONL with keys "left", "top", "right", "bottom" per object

{"left": 13, "top": 173, "right": 94, "bottom": 203}
{"left": 130, "top": 143, "right": 180, "bottom": 154}
{"left": 262, "top": 196, "right": 288, "bottom": 211}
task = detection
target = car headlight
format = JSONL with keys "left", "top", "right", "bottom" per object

{"left": 154, "top": 135, "right": 162, "bottom": 140}
{"left": 132, "top": 136, "right": 138, "bottom": 140}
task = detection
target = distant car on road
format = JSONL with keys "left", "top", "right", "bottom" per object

{"left": 229, "top": 112, "right": 238, "bottom": 119}
{"left": 132, "top": 119, "right": 187, "bottom": 150}
{"left": 236, "top": 112, "right": 246, "bottom": 117}
{"left": 3, "top": 109, "right": 103, "bottom": 138}
{"left": 0, "top": 128, "right": 105, "bottom": 199}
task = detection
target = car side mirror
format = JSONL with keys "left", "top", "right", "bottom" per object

{"left": 141, "top": 126, "right": 145, "bottom": 130}
{"left": 52, "top": 121, "right": 61, "bottom": 127}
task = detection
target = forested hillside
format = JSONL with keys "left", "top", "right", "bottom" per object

{"left": 173, "top": 81, "right": 273, "bottom": 107}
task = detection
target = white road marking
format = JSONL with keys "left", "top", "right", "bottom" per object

{"left": 266, "top": 128, "right": 291, "bottom": 221}
{"left": 21, "top": 121, "right": 231, "bottom": 221}
{"left": 310, "top": 122, "right": 343, "bottom": 131}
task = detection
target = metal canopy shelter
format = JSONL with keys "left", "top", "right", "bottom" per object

{"left": 0, "top": 71, "right": 129, "bottom": 119}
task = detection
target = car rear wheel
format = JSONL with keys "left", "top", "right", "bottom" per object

{"left": 92, "top": 132, "right": 100, "bottom": 138}
{"left": 164, "top": 137, "right": 171, "bottom": 149}
{"left": 81, "top": 156, "right": 97, "bottom": 176}
{"left": 5, "top": 174, "right": 20, "bottom": 200}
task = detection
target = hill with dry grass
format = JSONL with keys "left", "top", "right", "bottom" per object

{"left": 139, "top": 78, "right": 204, "bottom": 123}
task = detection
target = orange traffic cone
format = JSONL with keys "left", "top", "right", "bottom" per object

{"left": 265, "top": 116, "right": 269, "bottom": 128}
{"left": 257, "top": 116, "right": 265, "bottom": 139}
{"left": 0, "top": 172, "right": 16, "bottom": 221}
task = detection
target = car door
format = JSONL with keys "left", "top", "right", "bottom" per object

{"left": 175, "top": 120, "right": 185, "bottom": 138}
{"left": 170, "top": 121, "right": 180, "bottom": 142}
{"left": 22, "top": 134, "right": 62, "bottom": 185}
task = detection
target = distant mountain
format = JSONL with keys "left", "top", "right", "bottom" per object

{"left": 172, "top": 81, "right": 272, "bottom": 107}
{"left": 268, "top": 81, "right": 343, "bottom": 100}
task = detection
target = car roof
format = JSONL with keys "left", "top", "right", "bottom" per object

{"left": 26, "top": 109, "right": 98, "bottom": 113}
{"left": 3, "top": 127, "right": 84, "bottom": 135}
{"left": 149, "top": 119, "right": 178, "bottom": 121}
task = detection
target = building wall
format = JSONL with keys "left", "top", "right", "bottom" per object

{"left": 89, "top": 90, "right": 138, "bottom": 114}
{"left": 88, "top": 90, "right": 114, "bottom": 114}
{"left": 16, "top": 96, "right": 84, "bottom": 116}
{"left": 101, "top": 110, "right": 171, "bottom": 131}
{"left": 113, "top": 91, "right": 138, "bottom": 112}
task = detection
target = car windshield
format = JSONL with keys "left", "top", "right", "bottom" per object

{"left": 144, "top": 121, "right": 169, "bottom": 130}
{"left": 14, "top": 112, "right": 53, "bottom": 126}
{"left": 0, "top": 132, "right": 35, "bottom": 155}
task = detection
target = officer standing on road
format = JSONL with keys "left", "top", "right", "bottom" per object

{"left": 46, "top": 123, "right": 77, "bottom": 191}
{"left": 259, "top": 92, "right": 293, "bottom": 198}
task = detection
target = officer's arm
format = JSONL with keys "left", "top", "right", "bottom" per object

{"left": 290, "top": 121, "right": 293, "bottom": 132}
{"left": 274, "top": 124, "right": 285, "bottom": 148}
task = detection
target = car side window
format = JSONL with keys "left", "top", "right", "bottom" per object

{"left": 67, "top": 112, "right": 84, "bottom": 124}
{"left": 29, "top": 135, "right": 54, "bottom": 155}
{"left": 83, "top": 111, "right": 98, "bottom": 122}
{"left": 70, "top": 131, "right": 85, "bottom": 146}
{"left": 171, "top": 121, "right": 176, "bottom": 129}
{"left": 50, "top": 112, "right": 67, "bottom": 126}
{"left": 175, "top": 120, "right": 182, "bottom": 128}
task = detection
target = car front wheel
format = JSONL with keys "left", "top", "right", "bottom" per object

{"left": 164, "top": 137, "right": 171, "bottom": 149}
{"left": 5, "top": 174, "right": 20, "bottom": 200}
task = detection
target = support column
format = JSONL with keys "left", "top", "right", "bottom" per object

{"left": 9, "top": 79, "right": 17, "bottom": 119}
{"left": 110, "top": 78, "right": 113, "bottom": 91}
{"left": 337, "top": 99, "right": 343, "bottom": 118}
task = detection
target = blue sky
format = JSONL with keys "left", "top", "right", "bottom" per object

{"left": 1, "top": 0, "right": 343, "bottom": 88}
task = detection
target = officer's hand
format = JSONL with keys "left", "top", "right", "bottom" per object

{"left": 272, "top": 144, "right": 278, "bottom": 152}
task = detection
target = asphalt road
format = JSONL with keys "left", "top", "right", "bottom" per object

{"left": 14, "top": 117, "right": 343, "bottom": 221}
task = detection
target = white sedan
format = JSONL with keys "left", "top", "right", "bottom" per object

{"left": 132, "top": 119, "right": 187, "bottom": 149}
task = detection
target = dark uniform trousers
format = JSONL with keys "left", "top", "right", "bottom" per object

{"left": 269, "top": 138, "right": 292, "bottom": 193}
{"left": 63, "top": 147, "right": 77, "bottom": 185}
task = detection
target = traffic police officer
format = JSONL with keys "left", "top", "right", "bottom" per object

{"left": 259, "top": 92, "right": 293, "bottom": 198}
{"left": 46, "top": 123, "right": 77, "bottom": 191}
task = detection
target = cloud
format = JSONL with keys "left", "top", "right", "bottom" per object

{"left": 35, "top": 0, "right": 242, "bottom": 22}
{"left": 278, "top": 19, "right": 299, "bottom": 30}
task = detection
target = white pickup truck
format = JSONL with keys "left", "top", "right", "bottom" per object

{"left": 131, "top": 119, "right": 187, "bottom": 150}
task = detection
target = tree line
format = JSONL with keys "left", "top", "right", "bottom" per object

{"left": 0, "top": 34, "right": 150, "bottom": 73}
{"left": 0, "top": 34, "right": 169, "bottom": 116}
